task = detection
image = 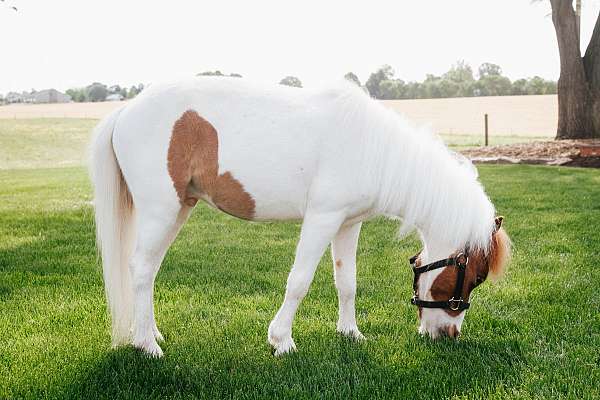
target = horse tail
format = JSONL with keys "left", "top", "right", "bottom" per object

{"left": 90, "top": 107, "right": 136, "bottom": 347}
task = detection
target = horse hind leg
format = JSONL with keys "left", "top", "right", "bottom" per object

{"left": 130, "top": 204, "right": 191, "bottom": 357}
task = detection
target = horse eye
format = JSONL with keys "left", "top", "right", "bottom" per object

{"left": 475, "top": 276, "right": 484, "bottom": 285}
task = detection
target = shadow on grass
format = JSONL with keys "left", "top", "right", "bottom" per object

{"left": 52, "top": 333, "right": 524, "bottom": 400}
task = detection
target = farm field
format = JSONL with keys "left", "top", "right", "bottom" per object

{"left": 0, "top": 119, "right": 599, "bottom": 399}
{"left": 0, "top": 94, "right": 556, "bottom": 138}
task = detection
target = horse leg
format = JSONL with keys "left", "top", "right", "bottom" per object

{"left": 130, "top": 205, "right": 191, "bottom": 357}
{"left": 331, "top": 222, "right": 364, "bottom": 340}
{"left": 268, "top": 210, "right": 345, "bottom": 356}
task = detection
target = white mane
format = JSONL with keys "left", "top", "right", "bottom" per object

{"left": 329, "top": 82, "right": 496, "bottom": 251}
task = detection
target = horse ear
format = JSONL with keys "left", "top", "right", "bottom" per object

{"left": 494, "top": 216, "right": 504, "bottom": 231}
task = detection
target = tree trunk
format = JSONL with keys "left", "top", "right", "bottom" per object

{"left": 550, "top": 0, "right": 600, "bottom": 139}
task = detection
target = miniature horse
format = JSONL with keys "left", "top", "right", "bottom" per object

{"left": 90, "top": 77, "right": 510, "bottom": 357}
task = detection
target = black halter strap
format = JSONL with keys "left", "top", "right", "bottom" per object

{"left": 410, "top": 251, "right": 470, "bottom": 311}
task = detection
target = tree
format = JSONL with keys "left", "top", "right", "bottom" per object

{"left": 478, "top": 63, "right": 502, "bottom": 78}
{"left": 198, "top": 70, "right": 224, "bottom": 76}
{"left": 127, "top": 85, "right": 139, "bottom": 99}
{"left": 549, "top": 0, "right": 600, "bottom": 139}
{"left": 511, "top": 78, "right": 529, "bottom": 95}
{"left": 279, "top": 76, "right": 302, "bottom": 88}
{"left": 444, "top": 60, "right": 475, "bottom": 83}
{"left": 443, "top": 61, "right": 476, "bottom": 97}
{"left": 475, "top": 75, "right": 512, "bottom": 96}
{"left": 108, "top": 85, "right": 122, "bottom": 95}
{"left": 344, "top": 72, "right": 361, "bottom": 86}
{"left": 365, "top": 65, "right": 394, "bottom": 98}
{"left": 378, "top": 79, "right": 406, "bottom": 99}
{"left": 86, "top": 83, "right": 108, "bottom": 102}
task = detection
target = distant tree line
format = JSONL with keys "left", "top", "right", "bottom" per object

{"left": 66, "top": 83, "right": 145, "bottom": 102}
{"left": 355, "top": 62, "right": 557, "bottom": 100}
{"left": 2, "top": 63, "right": 557, "bottom": 105}
{"left": 197, "top": 70, "right": 243, "bottom": 78}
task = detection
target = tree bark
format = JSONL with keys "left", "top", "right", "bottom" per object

{"left": 550, "top": 0, "right": 599, "bottom": 139}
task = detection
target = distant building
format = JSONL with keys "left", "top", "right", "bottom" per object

{"left": 4, "top": 89, "right": 71, "bottom": 104}
{"left": 33, "top": 89, "right": 71, "bottom": 103}
{"left": 105, "top": 93, "right": 124, "bottom": 101}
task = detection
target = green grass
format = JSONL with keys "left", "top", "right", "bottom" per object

{"left": 1, "top": 165, "right": 599, "bottom": 399}
{"left": 0, "top": 119, "right": 598, "bottom": 398}
{"left": 0, "top": 119, "right": 96, "bottom": 169}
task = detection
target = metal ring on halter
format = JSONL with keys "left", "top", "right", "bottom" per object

{"left": 448, "top": 297, "right": 463, "bottom": 311}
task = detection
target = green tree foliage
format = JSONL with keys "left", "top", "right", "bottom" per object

{"left": 279, "top": 76, "right": 302, "bottom": 88}
{"left": 64, "top": 83, "right": 143, "bottom": 103}
{"left": 365, "top": 65, "right": 395, "bottom": 99}
{"left": 198, "top": 70, "right": 224, "bottom": 76}
{"left": 365, "top": 62, "right": 557, "bottom": 99}
{"left": 478, "top": 62, "right": 502, "bottom": 77}
{"left": 66, "top": 88, "right": 87, "bottom": 102}
{"left": 197, "top": 71, "right": 242, "bottom": 78}
{"left": 344, "top": 72, "right": 361, "bottom": 86}
{"left": 127, "top": 84, "right": 145, "bottom": 99}
{"left": 86, "top": 83, "right": 108, "bottom": 102}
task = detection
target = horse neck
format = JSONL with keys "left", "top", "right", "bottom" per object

{"left": 370, "top": 115, "right": 496, "bottom": 253}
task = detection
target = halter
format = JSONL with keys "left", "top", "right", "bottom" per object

{"left": 409, "top": 251, "right": 470, "bottom": 311}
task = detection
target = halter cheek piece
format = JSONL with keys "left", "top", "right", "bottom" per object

{"left": 409, "top": 251, "right": 470, "bottom": 311}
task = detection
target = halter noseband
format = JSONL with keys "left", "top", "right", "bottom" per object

{"left": 409, "top": 251, "right": 470, "bottom": 311}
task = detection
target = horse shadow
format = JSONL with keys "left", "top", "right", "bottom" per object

{"left": 48, "top": 331, "right": 524, "bottom": 400}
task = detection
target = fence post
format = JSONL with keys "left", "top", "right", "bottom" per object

{"left": 484, "top": 113, "right": 489, "bottom": 146}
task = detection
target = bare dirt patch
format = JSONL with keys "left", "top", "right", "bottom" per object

{"left": 461, "top": 139, "right": 600, "bottom": 168}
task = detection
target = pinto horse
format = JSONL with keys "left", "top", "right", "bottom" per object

{"left": 90, "top": 77, "right": 511, "bottom": 357}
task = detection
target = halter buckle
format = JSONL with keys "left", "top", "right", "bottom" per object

{"left": 456, "top": 253, "right": 468, "bottom": 267}
{"left": 448, "top": 297, "right": 463, "bottom": 311}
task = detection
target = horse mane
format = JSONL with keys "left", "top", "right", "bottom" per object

{"left": 327, "top": 81, "right": 497, "bottom": 252}
{"left": 488, "top": 227, "right": 511, "bottom": 280}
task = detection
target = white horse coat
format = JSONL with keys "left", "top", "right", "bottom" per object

{"left": 91, "top": 77, "right": 509, "bottom": 357}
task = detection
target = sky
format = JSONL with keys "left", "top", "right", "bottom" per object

{"left": 1, "top": 0, "right": 600, "bottom": 94}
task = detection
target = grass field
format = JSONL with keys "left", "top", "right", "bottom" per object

{"left": 1, "top": 120, "right": 599, "bottom": 399}
{"left": 0, "top": 119, "right": 96, "bottom": 169}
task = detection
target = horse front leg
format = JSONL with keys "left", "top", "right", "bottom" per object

{"left": 331, "top": 222, "right": 364, "bottom": 340}
{"left": 268, "top": 210, "right": 345, "bottom": 356}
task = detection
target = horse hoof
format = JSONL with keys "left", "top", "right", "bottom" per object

{"left": 153, "top": 326, "right": 164, "bottom": 342}
{"left": 337, "top": 326, "right": 366, "bottom": 341}
{"left": 134, "top": 338, "right": 164, "bottom": 358}
{"left": 270, "top": 336, "right": 297, "bottom": 356}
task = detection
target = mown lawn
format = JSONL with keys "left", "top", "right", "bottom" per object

{"left": 1, "top": 163, "right": 599, "bottom": 399}
{"left": 0, "top": 119, "right": 96, "bottom": 170}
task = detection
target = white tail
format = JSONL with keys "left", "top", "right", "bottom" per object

{"left": 90, "top": 108, "right": 136, "bottom": 346}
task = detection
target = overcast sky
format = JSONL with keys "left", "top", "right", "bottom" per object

{"left": 1, "top": 0, "right": 600, "bottom": 94}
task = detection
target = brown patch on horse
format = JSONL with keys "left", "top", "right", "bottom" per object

{"left": 430, "top": 225, "right": 511, "bottom": 316}
{"left": 167, "top": 110, "right": 255, "bottom": 220}
{"left": 429, "top": 250, "right": 488, "bottom": 317}
{"left": 335, "top": 259, "right": 343, "bottom": 269}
